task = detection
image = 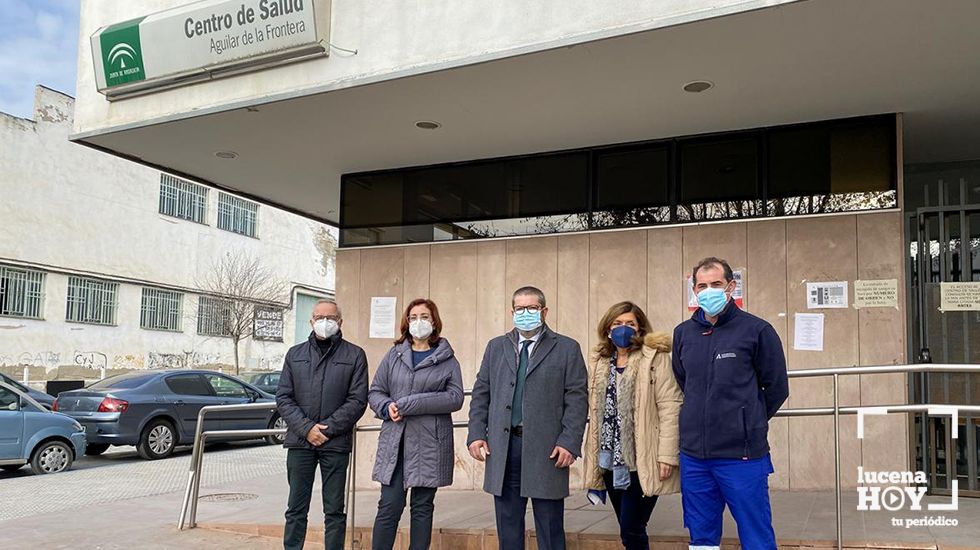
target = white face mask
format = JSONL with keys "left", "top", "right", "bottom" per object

{"left": 313, "top": 318, "right": 339, "bottom": 339}
{"left": 409, "top": 319, "right": 434, "bottom": 340}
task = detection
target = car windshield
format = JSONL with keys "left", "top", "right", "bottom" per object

{"left": 89, "top": 374, "right": 153, "bottom": 389}
{"left": 0, "top": 373, "right": 28, "bottom": 391}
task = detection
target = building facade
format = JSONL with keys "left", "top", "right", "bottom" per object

{"left": 69, "top": 0, "right": 980, "bottom": 495}
{"left": 0, "top": 86, "right": 335, "bottom": 385}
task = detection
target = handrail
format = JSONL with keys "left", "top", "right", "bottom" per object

{"left": 177, "top": 364, "right": 980, "bottom": 550}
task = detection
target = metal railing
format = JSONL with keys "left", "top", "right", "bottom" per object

{"left": 177, "top": 364, "right": 980, "bottom": 550}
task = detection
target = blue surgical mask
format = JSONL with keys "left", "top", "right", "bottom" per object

{"left": 610, "top": 325, "right": 636, "bottom": 349}
{"left": 513, "top": 309, "right": 543, "bottom": 332}
{"left": 697, "top": 287, "right": 729, "bottom": 317}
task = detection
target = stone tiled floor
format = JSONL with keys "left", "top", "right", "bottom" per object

{"left": 3, "top": 443, "right": 977, "bottom": 548}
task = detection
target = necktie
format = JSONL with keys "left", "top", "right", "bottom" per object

{"left": 511, "top": 340, "right": 532, "bottom": 427}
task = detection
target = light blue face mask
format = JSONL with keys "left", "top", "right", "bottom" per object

{"left": 513, "top": 309, "right": 543, "bottom": 332}
{"left": 697, "top": 287, "right": 729, "bottom": 316}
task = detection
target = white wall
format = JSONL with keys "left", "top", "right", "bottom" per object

{"left": 0, "top": 86, "right": 335, "bottom": 380}
{"left": 72, "top": 0, "right": 796, "bottom": 137}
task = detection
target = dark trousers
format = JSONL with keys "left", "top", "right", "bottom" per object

{"left": 371, "top": 450, "right": 438, "bottom": 550}
{"left": 284, "top": 448, "right": 350, "bottom": 550}
{"left": 493, "top": 434, "right": 566, "bottom": 550}
{"left": 602, "top": 470, "right": 659, "bottom": 550}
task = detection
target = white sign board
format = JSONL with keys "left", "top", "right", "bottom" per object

{"left": 369, "top": 297, "right": 398, "bottom": 339}
{"left": 940, "top": 282, "right": 980, "bottom": 311}
{"left": 92, "top": 0, "right": 330, "bottom": 98}
{"left": 853, "top": 279, "right": 898, "bottom": 309}
{"left": 806, "top": 281, "right": 849, "bottom": 309}
{"left": 793, "top": 313, "right": 825, "bottom": 352}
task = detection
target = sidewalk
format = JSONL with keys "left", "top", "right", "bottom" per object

{"left": 192, "top": 473, "right": 980, "bottom": 549}
{"left": 4, "top": 465, "right": 976, "bottom": 549}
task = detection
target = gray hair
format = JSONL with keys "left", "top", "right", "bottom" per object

{"left": 512, "top": 286, "right": 546, "bottom": 308}
{"left": 312, "top": 298, "right": 342, "bottom": 319}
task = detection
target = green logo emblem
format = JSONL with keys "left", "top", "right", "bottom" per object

{"left": 100, "top": 17, "right": 146, "bottom": 87}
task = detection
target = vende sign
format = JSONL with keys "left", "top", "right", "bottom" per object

{"left": 91, "top": 0, "right": 330, "bottom": 99}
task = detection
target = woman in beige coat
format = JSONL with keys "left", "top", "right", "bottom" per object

{"left": 584, "top": 301, "right": 683, "bottom": 550}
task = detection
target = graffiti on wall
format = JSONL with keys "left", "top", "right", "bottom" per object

{"left": 146, "top": 351, "right": 225, "bottom": 370}
{"left": 73, "top": 351, "right": 108, "bottom": 370}
{"left": 0, "top": 351, "right": 61, "bottom": 368}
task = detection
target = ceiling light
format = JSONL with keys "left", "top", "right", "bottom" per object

{"left": 414, "top": 120, "right": 441, "bottom": 130}
{"left": 683, "top": 80, "right": 714, "bottom": 93}
{"left": 214, "top": 151, "right": 239, "bottom": 159}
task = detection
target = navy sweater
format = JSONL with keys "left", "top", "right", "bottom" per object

{"left": 672, "top": 303, "right": 789, "bottom": 460}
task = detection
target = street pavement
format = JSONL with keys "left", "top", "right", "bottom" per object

{"left": 0, "top": 440, "right": 285, "bottom": 523}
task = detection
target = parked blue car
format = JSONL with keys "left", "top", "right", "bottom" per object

{"left": 0, "top": 380, "right": 86, "bottom": 475}
{"left": 55, "top": 370, "right": 282, "bottom": 460}
{"left": 0, "top": 372, "right": 55, "bottom": 410}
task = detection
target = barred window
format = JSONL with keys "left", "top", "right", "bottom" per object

{"left": 217, "top": 193, "right": 258, "bottom": 237}
{"left": 140, "top": 288, "right": 183, "bottom": 331}
{"left": 0, "top": 266, "right": 45, "bottom": 319}
{"left": 66, "top": 276, "right": 118, "bottom": 325}
{"left": 159, "top": 174, "right": 208, "bottom": 223}
{"left": 197, "top": 296, "right": 233, "bottom": 337}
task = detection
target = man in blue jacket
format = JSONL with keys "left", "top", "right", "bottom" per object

{"left": 672, "top": 257, "right": 789, "bottom": 550}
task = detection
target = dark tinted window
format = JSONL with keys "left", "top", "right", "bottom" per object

{"left": 90, "top": 374, "right": 154, "bottom": 389}
{"left": 594, "top": 146, "right": 671, "bottom": 228}
{"left": 340, "top": 115, "right": 895, "bottom": 245}
{"left": 769, "top": 117, "right": 893, "bottom": 197}
{"left": 342, "top": 153, "right": 589, "bottom": 230}
{"left": 165, "top": 374, "right": 213, "bottom": 396}
{"left": 679, "top": 134, "right": 759, "bottom": 203}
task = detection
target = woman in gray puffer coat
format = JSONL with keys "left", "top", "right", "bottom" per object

{"left": 368, "top": 298, "right": 464, "bottom": 550}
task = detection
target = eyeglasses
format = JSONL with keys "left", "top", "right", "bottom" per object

{"left": 313, "top": 315, "right": 340, "bottom": 322}
{"left": 513, "top": 306, "right": 542, "bottom": 315}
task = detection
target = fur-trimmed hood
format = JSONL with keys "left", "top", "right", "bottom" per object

{"left": 643, "top": 331, "right": 672, "bottom": 353}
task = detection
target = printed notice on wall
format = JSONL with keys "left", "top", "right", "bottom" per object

{"left": 369, "top": 297, "right": 398, "bottom": 338}
{"left": 939, "top": 282, "right": 980, "bottom": 311}
{"left": 793, "top": 313, "right": 825, "bottom": 351}
{"left": 806, "top": 281, "right": 848, "bottom": 309}
{"left": 687, "top": 270, "right": 745, "bottom": 311}
{"left": 853, "top": 279, "right": 898, "bottom": 309}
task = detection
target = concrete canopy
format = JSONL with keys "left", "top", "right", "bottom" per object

{"left": 72, "top": 0, "right": 980, "bottom": 226}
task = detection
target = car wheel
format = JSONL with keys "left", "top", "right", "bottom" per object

{"left": 84, "top": 443, "right": 111, "bottom": 456}
{"left": 266, "top": 414, "right": 287, "bottom": 445}
{"left": 137, "top": 419, "right": 177, "bottom": 460}
{"left": 30, "top": 440, "right": 74, "bottom": 475}
{"left": 1, "top": 464, "right": 24, "bottom": 472}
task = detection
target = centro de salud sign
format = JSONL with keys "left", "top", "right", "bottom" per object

{"left": 91, "top": 0, "right": 330, "bottom": 99}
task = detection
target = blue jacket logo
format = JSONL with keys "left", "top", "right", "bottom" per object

{"left": 716, "top": 352, "right": 737, "bottom": 360}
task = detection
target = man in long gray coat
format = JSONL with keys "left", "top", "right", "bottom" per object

{"left": 467, "top": 286, "right": 589, "bottom": 550}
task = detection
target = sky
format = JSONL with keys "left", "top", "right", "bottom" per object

{"left": 0, "top": 0, "right": 80, "bottom": 119}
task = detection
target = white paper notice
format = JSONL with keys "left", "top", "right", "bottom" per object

{"left": 806, "top": 281, "right": 849, "bottom": 309}
{"left": 369, "top": 297, "right": 398, "bottom": 339}
{"left": 794, "top": 313, "right": 825, "bottom": 351}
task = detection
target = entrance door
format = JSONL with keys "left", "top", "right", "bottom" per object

{"left": 908, "top": 177, "right": 980, "bottom": 497}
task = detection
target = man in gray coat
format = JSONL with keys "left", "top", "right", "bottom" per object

{"left": 467, "top": 286, "right": 589, "bottom": 550}
{"left": 277, "top": 298, "right": 368, "bottom": 550}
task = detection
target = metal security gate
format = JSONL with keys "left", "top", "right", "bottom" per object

{"left": 908, "top": 178, "right": 980, "bottom": 497}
